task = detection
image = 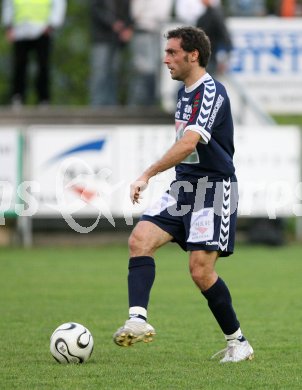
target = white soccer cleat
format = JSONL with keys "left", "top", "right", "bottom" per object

{"left": 113, "top": 320, "right": 156, "bottom": 347}
{"left": 212, "top": 339, "right": 254, "bottom": 363}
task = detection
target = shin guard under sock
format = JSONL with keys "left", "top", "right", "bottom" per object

{"left": 202, "top": 277, "right": 240, "bottom": 335}
{"left": 128, "top": 256, "right": 155, "bottom": 319}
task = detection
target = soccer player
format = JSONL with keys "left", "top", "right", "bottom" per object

{"left": 113, "top": 26, "right": 254, "bottom": 363}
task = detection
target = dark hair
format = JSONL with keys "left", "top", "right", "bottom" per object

{"left": 165, "top": 26, "right": 211, "bottom": 68}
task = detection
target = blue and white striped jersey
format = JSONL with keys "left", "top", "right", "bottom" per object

{"left": 175, "top": 73, "right": 235, "bottom": 182}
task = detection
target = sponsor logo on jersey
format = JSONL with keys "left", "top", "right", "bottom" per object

{"left": 207, "top": 94, "right": 224, "bottom": 130}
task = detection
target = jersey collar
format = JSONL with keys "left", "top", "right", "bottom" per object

{"left": 185, "top": 73, "right": 212, "bottom": 93}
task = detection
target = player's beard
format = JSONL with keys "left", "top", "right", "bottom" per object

{"left": 171, "top": 73, "right": 181, "bottom": 81}
{"left": 172, "top": 54, "right": 190, "bottom": 81}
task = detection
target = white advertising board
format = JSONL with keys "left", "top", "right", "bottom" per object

{"left": 0, "top": 128, "right": 21, "bottom": 218}
{"left": 29, "top": 126, "right": 118, "bottom": 218}
{"left": 228, "top": 18, "right": 302, "bottom": 114}
{"left": 234, "top": 125, "right": 301, "bottom": 218}
{"left": 28, "top": 125, "right": 301, "bottom": 225}
{"left": 28, "top": 125, "right": 175, "bottom": 223}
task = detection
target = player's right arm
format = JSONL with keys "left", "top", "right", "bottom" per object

{"left": 130, "top": 130, "right": 202, "bottom": 204}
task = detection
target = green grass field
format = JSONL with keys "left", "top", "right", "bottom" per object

{"left": 1, "top": 243, "right": 302, "bottom": 389}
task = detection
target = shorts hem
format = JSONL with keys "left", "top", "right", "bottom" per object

{"left": 187, "top": 244, "right": 233, "bottom": 257}
{"left": 140, "top": 215, "right": 175, "bottom": 237}
{"left": 140, "top": 215, "right": 187, "bottom": 251}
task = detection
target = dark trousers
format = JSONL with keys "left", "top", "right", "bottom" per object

{"left": 11, "top": 33, "right": 51, "bottom": 103}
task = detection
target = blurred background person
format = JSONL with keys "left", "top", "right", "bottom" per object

{"left": 267, "top": 0, "right": 302, "bottom": 17}
{"left": 127, "top": 0, "right": 173, "bottom": 106}
{"left": 174, "top": 0, "right": 206, "bottom": 25}
{"left": 89, "top": 0, "right": 133, "bottom": 106}
{"left": 196, "top": 0, "right": 233, "bottom": 77}
{"left": 1, "top": 0, "right": 66, "bottom": 106}
{"left": 279, "top": 0, "right": 298, "bottom": 16}
{"left": 174, "top": 0, "right": 224, "bottom": 24}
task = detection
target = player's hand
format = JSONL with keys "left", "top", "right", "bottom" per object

{"left": 130, "top": 177, "right": 148, "bottom": 204}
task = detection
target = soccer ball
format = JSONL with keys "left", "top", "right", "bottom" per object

{"left": 50, "top": 322, "right": 94, "bottom": 364}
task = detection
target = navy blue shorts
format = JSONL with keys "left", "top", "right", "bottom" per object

{"left": 141, "top": 177, "right": 238, "bottom": 257}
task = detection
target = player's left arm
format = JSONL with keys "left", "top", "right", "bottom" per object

{"left": 130, "top": 130, "right": 201, "bottom": 204}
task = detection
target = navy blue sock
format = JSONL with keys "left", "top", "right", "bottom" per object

{"left": 202, "top": 277, "right": 240, "bottom": 336}
{"left": 128, "top": 256, "right": 155, "bottom": 319}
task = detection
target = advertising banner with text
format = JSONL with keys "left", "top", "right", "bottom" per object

{"left": 28, "top": 125, "right": 301, "bottom": 227}
{"left": 228, "top": 17, "right": 302, "bottom": 113}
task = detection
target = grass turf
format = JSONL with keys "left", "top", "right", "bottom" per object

{"left": 0, "top": 243, "right": 301, "bottom": 389}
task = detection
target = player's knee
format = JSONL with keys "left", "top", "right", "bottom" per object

{"left": 189, "top": 252, "right": 217, "bottom": 290}
{"left": 128, "top": 231, "right": 139, "bottom": 253}
{"left": 128, "top": 229, "right": 153, "bottom": 256}
{"left": 190, "top": 264, "right": 207, "bottom": 286}
{"left": 190, "top": 268, "right": 214, "bottom": 291}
